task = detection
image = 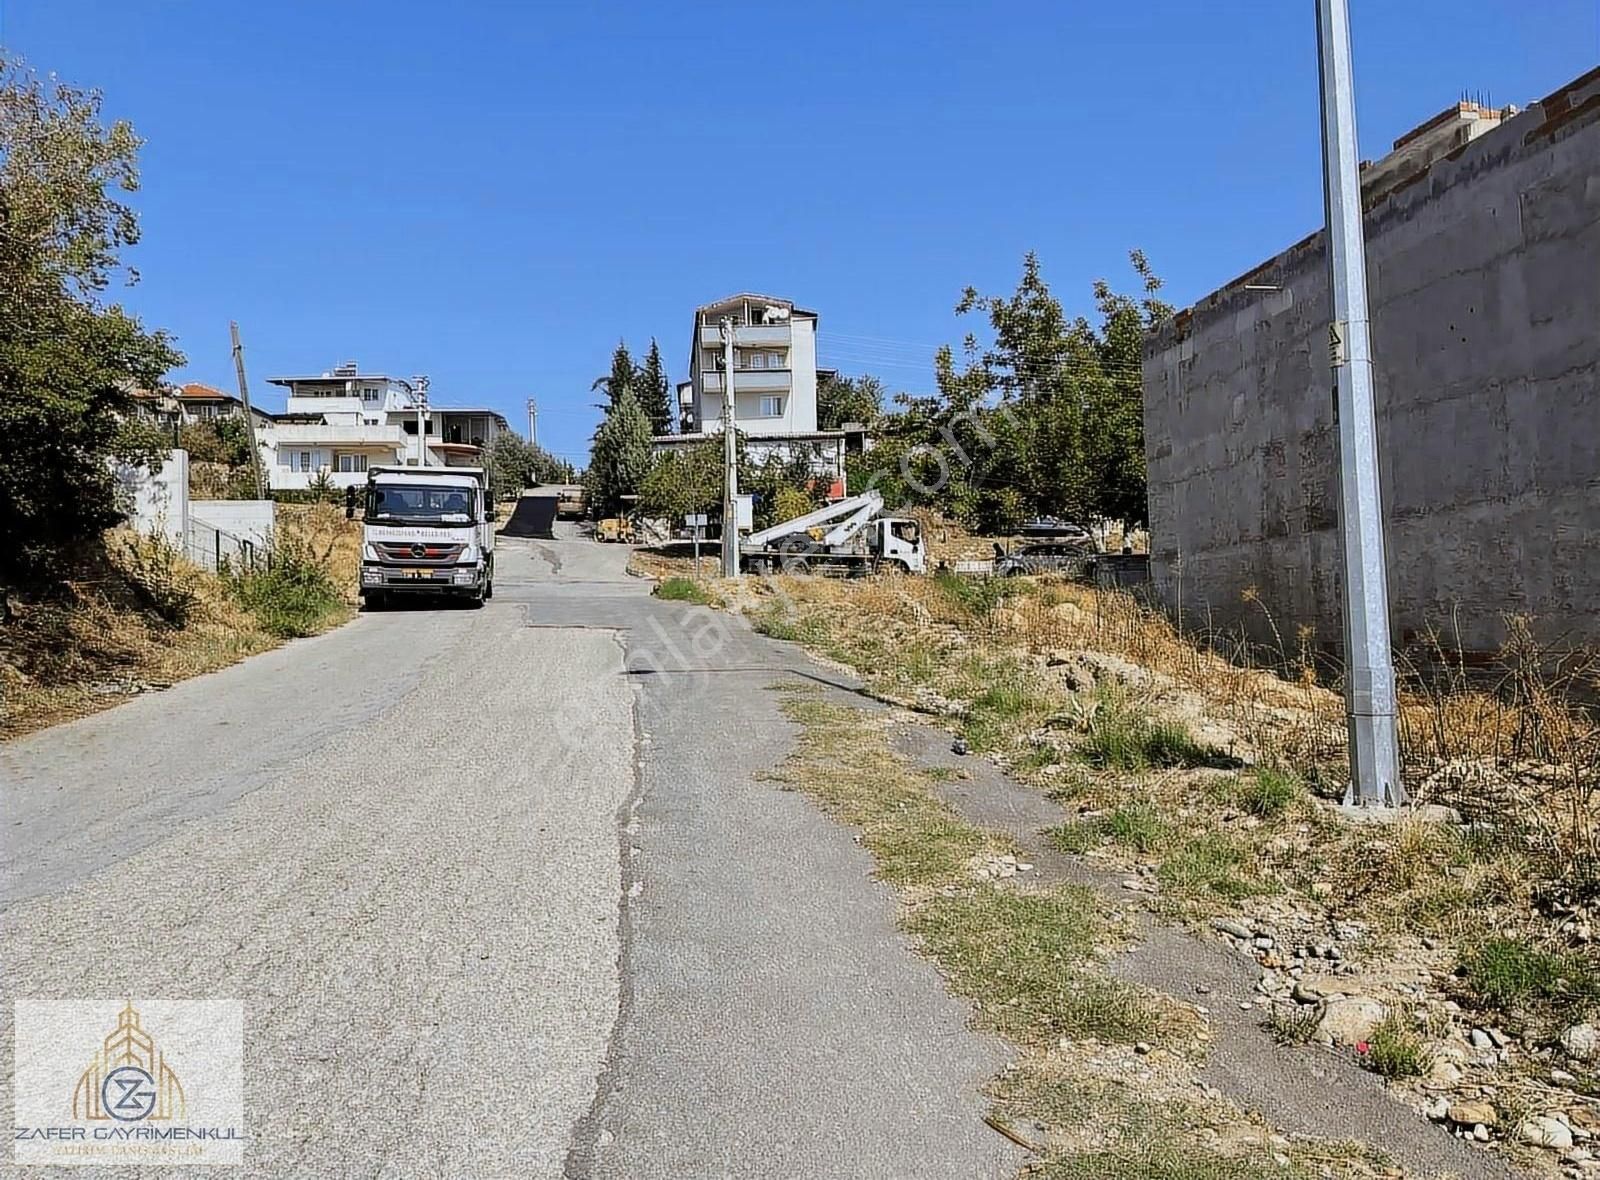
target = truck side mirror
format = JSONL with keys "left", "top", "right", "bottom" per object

{"left": 344, "top": 486, "right": 357, "bottom": 520}
{"left": 486, "top": 509, "right": 498, "bottom": 522}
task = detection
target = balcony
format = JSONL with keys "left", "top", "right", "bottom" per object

{"left": 266, "top": 423, "right": 408, "bottom": 446}
{"left": 698, "top": 323, "right": 791, "bottom": 349}
{"left": 701, "top": 369, "right": 792, "bottom": 395}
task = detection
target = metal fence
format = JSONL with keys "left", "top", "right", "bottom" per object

{"left": 184, "top": 517, "right": 267, "bottom": 573}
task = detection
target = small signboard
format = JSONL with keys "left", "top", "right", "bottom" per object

{"left": 734, "top": 495, "right": 754, "bottom": 531}
{"left": 684, "top": 513, "right": 708, "bottom": 528}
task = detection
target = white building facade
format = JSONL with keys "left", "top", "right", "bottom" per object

{"left": 661, "top": 293, "right": 845, "bottom": 484}
{"left": 261, "top": 363, "right": 507, "bottom": 491}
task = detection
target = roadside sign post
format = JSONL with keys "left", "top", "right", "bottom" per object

{"left": 685, "top": 513, "right": 708, "bottom": 580}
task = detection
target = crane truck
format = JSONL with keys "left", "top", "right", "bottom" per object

{"left": 356, "top": 466, "right": 496, "bottom": 608}
{"left": 741, "top": 490, "right": 926, "bottom": 575}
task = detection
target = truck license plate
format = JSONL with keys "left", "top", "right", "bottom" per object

{"left": 404, "top": 568, "right": 435, "bottom": 578}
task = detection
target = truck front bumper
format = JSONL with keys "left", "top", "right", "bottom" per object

{"left": 360, "top": 563, "right": 481, "bottom": 594}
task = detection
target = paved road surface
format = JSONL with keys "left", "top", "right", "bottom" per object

{"left": 2, "top": 528, "right": 1015, "bottom": 1178}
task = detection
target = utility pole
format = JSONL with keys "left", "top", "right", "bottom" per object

{"left": 1316, "top": 0, "right": 1404, "bottom": 808}
{"left": 526, "top": 396, "right": 538, "bottom": 446}
{"left": 719, "top": 316, "right": 741, "bottom": 579}
{"left": 228, "top": 321, "right": 266, "bottom": 499}
{"left": 414, "top": 375, "right": 431, "bottom": 467}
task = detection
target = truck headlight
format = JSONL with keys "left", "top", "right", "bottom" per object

{"left": 454, "top": 569, "right": 476, "bottom": 585}
{"left": 361, "top": 567, "right": 382, "bottom": 584}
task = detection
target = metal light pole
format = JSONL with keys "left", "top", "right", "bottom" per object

{"left": 414, "top": 375, "right": 431, "bottom": 467}
{"left": 526, "top": 396, "right": 538, "bottom": 446}
{"left": 1316, "top": 0, "right": 1405, "bottom": 807}
{"left": 719, "top": 317, "right": 741, "bottom": 579}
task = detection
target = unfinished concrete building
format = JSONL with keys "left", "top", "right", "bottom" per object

{"left": 1142, "top": 66, "right": 1600, "bottom": 660}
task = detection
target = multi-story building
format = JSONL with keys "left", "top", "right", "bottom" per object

{"left": 130, "top": 382, "right": 274, "bottom": 432}
{"left": 261, "top": 362, "right": 509, "bottom": 490}
{"left": 660, "top": 292, "right": 845, "bottom": 482}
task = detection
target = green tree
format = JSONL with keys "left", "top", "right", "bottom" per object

{"left": 859, "top": 251, "right": 1166, "bottom": 532}
{"left": 636, "top": 338, "right": 674, "bottom": 436}
{"left": 592, "top": 341, "right": 636, "bottom": 412}
{"left": 483, "top": 431, "right": 573, "bottom": 502}
{"left": 637, "top": 440, "right": 723, "bottom": 522}
{"left": 817, "top": 373, "right": 884, "bottom": 430}
{"left": 583, "top": 387, "right": 653, "bottom": 517}
{"left": 0, "top": 55, "right": 182, "bottom": 597}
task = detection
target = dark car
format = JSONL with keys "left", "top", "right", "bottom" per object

{"left": 994, "top": 541, "right": 1093, "bottom": 578}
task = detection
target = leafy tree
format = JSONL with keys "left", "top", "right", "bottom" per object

{"left": 636, "top": 338, "right": 674, "bottom": 436}
{"left": 592, "top": 341, "right": 635, "bottom": 412}
{"left": 637, "top": 440, "right": 723, "bottom": 522}
{"left": 0, "top": 55, "right": 182, "bottom": 596}
{"left": 817, "top": 373, "right": 884, "bottom": 430}
{"left": 854, "top": 251, "right": 1166, "bottom": 532}
{"left": 583, "top": 387, "right": 653, "bottom": 517}
{"left": 482, "top": 431, "right": 573, "bottom": 502}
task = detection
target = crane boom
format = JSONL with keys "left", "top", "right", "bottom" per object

{"left": 742, "top": 490, "right": 884, "bottom": 551}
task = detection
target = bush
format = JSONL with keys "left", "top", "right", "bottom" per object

{"left": 654, "top": 576, "right": 714, "bottom": 605}
{"left": 1052, "top": 801, "right": 1171, "bottom": 856}
{"left": 1077, "top": 687, "right": 1225, "bottom": 771}
{"left": 932, "top": 571, "right": 1008, "bottom": 618}
{"left": 1460, "top": 936, "right": 1600, "bottom": 1009}
{"left": 1362, "top": 1013, "right": 1430, "bottom": 1079}
{"left": 115, "top": 531, "right": 200, "bottom": 625}
{"left": 1157, "top": 833, "right": 1273, "bottom": 902}
{"left": 227, "top": 534, "right": 342, "bottom": 638}
{"left": 1239, "top": 767, "right": 1303, "bottom": 818}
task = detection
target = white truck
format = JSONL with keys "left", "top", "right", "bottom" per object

{"left": 356, "top": 466, "right": 496, "bottom": 608}
{"left": 741, "top": 490, "right": 926, "bottom": 575}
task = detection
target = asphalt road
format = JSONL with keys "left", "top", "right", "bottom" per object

{"left": 2, "top": 527, "right": 1016, "bottom": 1178}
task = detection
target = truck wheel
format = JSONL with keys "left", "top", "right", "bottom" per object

{"left": 363, "top": 592, "right": 387, "bottom": 611}
{"left": 485, "top": 579, "right": 494, "bottom": 601}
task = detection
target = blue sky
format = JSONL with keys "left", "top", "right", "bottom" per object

{"left": 3, "top": 1, "right": 1595, "bottom": 464}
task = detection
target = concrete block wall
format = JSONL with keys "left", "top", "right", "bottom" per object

{"left": 1142, "top": 67, "right": 1600, "bottom": 658}
{"left": 188, "top": 500, "right": 276, "bottom": 571}
{"left": 113, "top": 449, "right": 189, "bottom": 545}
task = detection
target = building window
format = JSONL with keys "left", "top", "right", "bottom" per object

{"left": 759, "top": 396, "right": 783, "bottom": 417}
{"left": 336, "top": 453, "right": 368, "bottom": 473}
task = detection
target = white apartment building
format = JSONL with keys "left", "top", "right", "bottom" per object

{"left": 661, "top": 293, "right": 845, "bottom": 482}
{"left": 260, "top": 363, "right": 509, "bottom": 491}
{"left": 263, "top": 363, "right": 425, "bottom": 490}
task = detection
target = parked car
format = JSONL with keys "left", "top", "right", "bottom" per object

{"left": 995, "top": 541, "right": 1093, "bottom": 578}
{"left": 1017, "top": 517, "right": 1093, "bottom": 544}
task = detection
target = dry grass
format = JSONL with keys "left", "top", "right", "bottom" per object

{"left": 767, "top": 682, "right": 1390, "bottom": 1179}
{"left": 742, "top": 559, "right": 1600, "bottom": 1030}
{"left": 1, "top": 510, "right": 358, "bottom": 740}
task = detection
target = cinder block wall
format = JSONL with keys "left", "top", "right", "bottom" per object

{"left": 1142, "top": 67, "right": 1600, "bottom": 658}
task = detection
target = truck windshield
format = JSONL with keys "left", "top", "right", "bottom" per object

{"left": 367, "top": 484, "right": 476, "bottom": 524}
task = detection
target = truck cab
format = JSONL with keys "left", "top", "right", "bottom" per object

{"left": 873, "top": 517, "right": 925, "bottom": 573}
{"left": 358, "top": 467, "right": 495, "bottom": 608}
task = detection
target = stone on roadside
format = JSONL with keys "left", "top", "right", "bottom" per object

{"left": 1448, "top": 1101, "right": 1497, "bottom": 1128}
{"left": 1213, "top": 918, "right": 1253, "bottom": 940}
{"left": 1317, "top": 996, "right": 1387, "bottom": 1046}
{"left": 1519, "top": 1115, "right": 1575, "bottom": 1150}
{"left": 1292, "top": 981, "right": 1326, "bottom": 1005}
{"left": 1427, "top": 1058, "right": 1463, "bottom": 1086}
{"left": 1561, "top": 1023, "right": 1599, "bottom": 1062}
